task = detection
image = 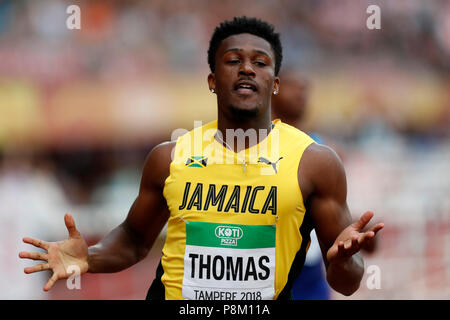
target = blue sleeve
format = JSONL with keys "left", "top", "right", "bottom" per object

{"left": 308, "top": 132, "right": 324, "bottom": 145}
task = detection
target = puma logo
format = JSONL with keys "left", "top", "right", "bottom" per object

{"left": 257, "top": 157, "right": 284, "bottom": 174}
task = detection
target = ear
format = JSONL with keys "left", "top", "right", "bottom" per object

{"left": 207, "top": 73, "right": 216, "bottom": 92}
{"left": 273, "top": 76, "right": 280, "bottom": 95}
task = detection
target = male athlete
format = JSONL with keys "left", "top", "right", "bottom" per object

{"left": 19, "top": 17, "right": 383, "bottom": 300}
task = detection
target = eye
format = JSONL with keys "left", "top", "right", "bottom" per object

{"left": 255, "top": 61, "right": 267, "bottom": 67}
{"left": 227, "top": 59, "right": 240, "bottom": 64}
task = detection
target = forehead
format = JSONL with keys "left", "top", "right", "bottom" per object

{"left": 217, "top": 33, "right": 275, "bottom": 60}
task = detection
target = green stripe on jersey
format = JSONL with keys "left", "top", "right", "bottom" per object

{"left": 186, "top": 221, "right": 276, "bottom": 249}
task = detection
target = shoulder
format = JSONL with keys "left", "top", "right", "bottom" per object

{"left": 298, "top": 143, "right": 346, "bottom": 199}
{"left": 303, "top": 143, "right": 344, "bottom": 173}
{"left": 276, "top": 122, "right": 316, "bottom": 155}
{"left": 146, "top": 140, "right": 177, "bottom": 161}
{"left": 141, "top": 141, "right": 176, "bottom": 190}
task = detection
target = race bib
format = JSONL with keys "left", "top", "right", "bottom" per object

{"left": 182, "top": 221, "right": 276, "bottom": 300}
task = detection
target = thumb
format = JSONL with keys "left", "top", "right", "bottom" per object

{"left": 65, "top": 213, "right": 80, "bottom": 238}
{"left": 352, "top": 211, "right": 374, "bottom": 231}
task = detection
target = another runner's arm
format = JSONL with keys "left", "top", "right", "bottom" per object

{"left": 87, "top": 141, "right": 174, "bottom": 273}
{"left": 299, "top": 143, "right": 382, "bottom": 296}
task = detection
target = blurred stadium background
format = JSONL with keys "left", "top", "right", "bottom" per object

{"left": 1, "top": 0, "right": 449, "bottom": 299}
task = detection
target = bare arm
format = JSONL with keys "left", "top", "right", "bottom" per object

{"left": 299, "top": 143, "right": 384, "bottom": 296}
{"left": 19, "top": 141, "right": 174, "bottom": 290}
{"left": 88, "top": 141, "right": 173, "bottom": 273}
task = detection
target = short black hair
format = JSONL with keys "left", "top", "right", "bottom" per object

{"left": 207, "top": 16, "right": 283, "bottom": 76}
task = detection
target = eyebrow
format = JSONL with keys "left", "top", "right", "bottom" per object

{"left": 223, "top": 48, "right": 271, "bottom": 59}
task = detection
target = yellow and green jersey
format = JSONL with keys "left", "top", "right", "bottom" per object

{"left": 147, "top": 119, "right": 316, "bottom": 300}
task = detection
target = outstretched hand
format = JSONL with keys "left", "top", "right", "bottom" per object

{"left": 19, "top": 213, "right": 89, "bottom": 291}
{"left": 326, "top": 211, "right": 384, "bottom": 263}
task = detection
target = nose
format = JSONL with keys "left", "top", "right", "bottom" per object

{"left": 238, "top": 59, "right": 255, "bottom": 77}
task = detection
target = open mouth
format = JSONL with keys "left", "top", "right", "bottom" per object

{"left": 234, "top": 81, "right": 257, "bottom": 95}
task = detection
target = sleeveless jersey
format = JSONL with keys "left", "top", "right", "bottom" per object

{"left": 148, "top": 119, "right": 315, "bottom": 300}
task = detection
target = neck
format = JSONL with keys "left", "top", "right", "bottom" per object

{"left": 216, "top": 106, "right": 273, "bottom": 153}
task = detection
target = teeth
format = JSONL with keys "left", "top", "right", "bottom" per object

{"left": 235, "top": 83, "right": 256, "bottom": 91}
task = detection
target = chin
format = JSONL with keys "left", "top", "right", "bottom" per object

{"left": 228, "top": 104, "right": 259, "bottom": 118}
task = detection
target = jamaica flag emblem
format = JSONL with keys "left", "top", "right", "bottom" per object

{"left": 185, "top": 156, "right": 208, "bottom": 168}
